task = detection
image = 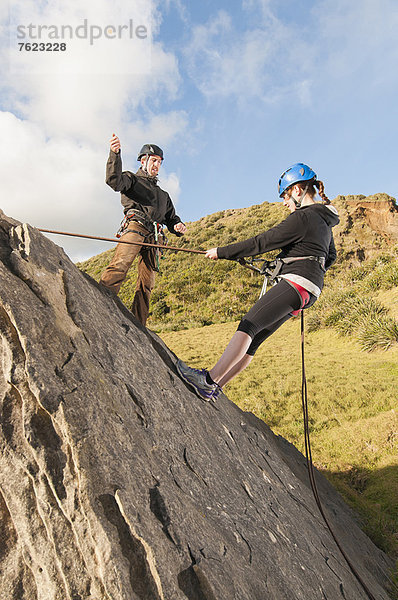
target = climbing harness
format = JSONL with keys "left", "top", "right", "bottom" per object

{"left": 116, "top": 213, "right": 168, "bottom": 271}
{"left": 116, "top": 209, "right": 156, "bottom": 238}
{"left": 237, "top": 255, "right": 326, "bottom": 299}
{"left": 236, "top": 257, "right": 273, "bottom": 298}
{"left": 237, "top": 256, "right": 377, "bottom": 600}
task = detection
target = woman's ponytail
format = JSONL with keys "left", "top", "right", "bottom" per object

{"left": 315, "top": 180, "right": 330, "bottom": 204}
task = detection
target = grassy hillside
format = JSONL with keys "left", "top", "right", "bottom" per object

{"left": 79, "top": 194, "right": 398, "bottom": 349}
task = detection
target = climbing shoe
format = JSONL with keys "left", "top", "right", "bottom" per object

{"left": 211, "top": 384, "right": 223, "bottom": 401}
{"left": 176, "top": 359, "right": 217, "bottom": 400}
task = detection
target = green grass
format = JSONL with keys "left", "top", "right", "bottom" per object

{"left": 160, "top": 319, "right": 398, "bottom": 592}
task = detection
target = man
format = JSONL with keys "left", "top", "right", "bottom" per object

{"left": 100, "top": 134, "right": 187, "bottom": 325}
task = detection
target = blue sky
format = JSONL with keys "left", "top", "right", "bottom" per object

{"left": 1, "top": 0, "right": 398, "bottom": 260}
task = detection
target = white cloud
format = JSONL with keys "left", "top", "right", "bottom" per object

{"left": 5, "top": 49, "right": 181, "bottom": 147}
{"left": 0, "top": 111, "right": 183, "bottom": 261}
{"left": 183, "top": 0, "right": 398, "bottom": 107}
{"left": 183, "top": 9, "right": 315, "bottom": 106}
{"left": 163, "top": 0, "right": 190, "bottom": 25}
{"left": 242, "top": 0, "right": 277, "bottom": 23}
{"left": 0, "top": 111, "right": 117, "bottom": 260}
{"left": 312, "top": 0, "right": 398, "bottom": 87}
{"left": 159, "top": 171, "right": 181, "bottom": 208}
{"left": 124, "top": 111, "right": 189, "bottom": 155}
{"left": 4, "top": 0, "right": 181, "bottom": 146}
{"left": 0, "top": 0, "right": 186, "bottom": 261}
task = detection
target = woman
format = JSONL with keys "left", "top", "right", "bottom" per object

{"left": 177, "top": 163, "right": 339, "bottom": 400}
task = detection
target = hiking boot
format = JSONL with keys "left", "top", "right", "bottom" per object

{"left": 176, "top": 359, "right": 216, "bottom": 400}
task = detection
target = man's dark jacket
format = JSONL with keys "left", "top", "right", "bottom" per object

{"left": 217, "top": 204, "right": 340, "bottom": 293}
{"left": 106, "top": 150, "right": 183, "bottom": 234}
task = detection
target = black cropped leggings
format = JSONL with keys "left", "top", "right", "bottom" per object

{"left": 237, "top": 279, "right": 306, "bottom": 356}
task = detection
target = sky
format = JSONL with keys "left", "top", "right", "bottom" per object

{"left": 1, "top": 0, "right": 398, "bottom": 261}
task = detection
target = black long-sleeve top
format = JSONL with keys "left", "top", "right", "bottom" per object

{"left": 217, "top": 203, "right": 340, "bottom": 296}
{"left": 106, "top": 150, "right": 183, "bottom": 234}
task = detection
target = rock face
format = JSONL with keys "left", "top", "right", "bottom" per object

{"left": 0, "top": 210, "right": 395, "bottom": 600}
{"left": 333, "top": 194, "right": 398, "bottom": 261}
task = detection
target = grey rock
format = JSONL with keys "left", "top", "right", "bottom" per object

{"left": 0, "top": 210, "right": 394, "bottom": 600}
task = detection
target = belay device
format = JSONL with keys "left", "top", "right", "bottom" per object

{"left": 236, "top": 257, "right": 277, "bottom": 298}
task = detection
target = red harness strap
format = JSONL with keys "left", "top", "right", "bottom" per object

{"left": 286, "top": 280, "right": 310, "bottom": 316}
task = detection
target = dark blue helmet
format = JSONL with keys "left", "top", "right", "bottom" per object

{"left": 278, "top": 163, "right": 317, "bottom": 197}
{"left": 137, "top": 144, "right": 164, "bottom": 161}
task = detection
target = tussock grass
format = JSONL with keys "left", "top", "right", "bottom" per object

{"left": 358, "top": 315, "right": 398, "bottom": 351}
{"left": 308, "top": 256, "right": 398, "bottom": 351}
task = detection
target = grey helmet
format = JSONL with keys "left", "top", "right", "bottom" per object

{"left": 137, "top": 144, "right": 164, "bottom": 161}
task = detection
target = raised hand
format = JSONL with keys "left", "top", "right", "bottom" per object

{"left": 110, "top": 133, "right": 121, "bottom": 153}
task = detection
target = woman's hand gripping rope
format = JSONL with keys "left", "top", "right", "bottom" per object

{"left": 205, "top": 248, "right": 218, "bottom": 260}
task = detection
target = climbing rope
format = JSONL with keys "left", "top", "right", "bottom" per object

{"left": 300, "top": 312, "right": 376, "bottom": 600}
{"left": 38, "top": 228, "right": 206, "bottom": 255}
{"left": 239, "top": 257, "right": 377, "bottom": 599}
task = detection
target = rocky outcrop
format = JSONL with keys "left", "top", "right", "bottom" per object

{"left": 333, "top": 194, "right": 398, "bottom": 262}
{"left": 0, "top": 210, "right": 395, "bottom": 600}
{"left": 347, "top": 195, "right": 398, "bottom": 239}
